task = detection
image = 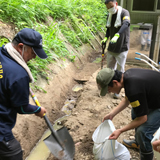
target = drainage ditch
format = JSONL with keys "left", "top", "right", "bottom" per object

{"left": 25, "top": 53, "right": 101, "bottom": 160}
{"left": 24, "top": 53, "right": 149, "bottom": 160}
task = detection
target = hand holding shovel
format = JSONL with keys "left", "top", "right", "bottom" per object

{"left": 29, "top": 88, "right": 75, "bottom": 160}
{"left": 35, "top": 107, "right": 46, "bottom": 118}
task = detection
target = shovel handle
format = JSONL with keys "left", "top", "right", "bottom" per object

{"left": 29, "top": 88, "right": 44, "bottom": 112}
{"left": 101, "top": 43, "right": 106, "bottom": 69}
{"left": 102, "top": 43, "right": 106, "bottom": 54}
{"left": 29, "top": 88, "right": 64, "bottom": 149}
{"left": 101, "top": 55, "right": 104, "bottom": 69}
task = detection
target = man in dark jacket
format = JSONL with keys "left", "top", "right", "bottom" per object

{"left": 0, "top": 28, "right": 47, "bottom": 160}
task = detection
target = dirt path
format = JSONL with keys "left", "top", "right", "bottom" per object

{"left": 46, "top": 58, "right": 142, "bottom": 160}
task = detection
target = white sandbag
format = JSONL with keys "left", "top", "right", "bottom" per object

{"left": 92, "top": 120, "right": 130, "bottom": 160}
{"left": 151, "top": 127, "right": 160, "bottom": 143}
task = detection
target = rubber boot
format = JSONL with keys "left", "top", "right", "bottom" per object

{"left": 140, "top": 151, "right": 153, "bottom": 160}
{"left": 141, "top": 45, "right": 145, "bottom": 51}
{"left": 122, "top": 139, "right": 140, "bottom": 149}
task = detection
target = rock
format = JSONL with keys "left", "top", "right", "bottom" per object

{"left": 67, "top": 104, "right": 75, "bottom": 110}
{"left": 107, "top": 105, "right": 111, "bottom": 109}
{"left": 57, "top": 121, "right": 61, "bottom": 125}
{"left": 79, "top": 121, "right": 84, "bottom": 125}
{"left": 130, "top": 136, "right": 135, "bottom": 140}
{"left": 70, "top": 99, "right": 76, "bottom": 105}
{"left": 72, "top": 112, "right": 78, "bottom": 116}
{"left": 75, "top": 142, "right": 82, "bottom": 146}
{"left": 52, "top": 109, "right": 56, "bottom": 114}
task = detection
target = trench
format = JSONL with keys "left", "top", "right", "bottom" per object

{"left": 25, "top": 86, "right": 84, "bottom": 160}
{"left": 23, "top": 48, "right": 159, "bottom": 160}
{"left": 25, "top": 115, "right": 70, "bottom": 160}
{"left": 25, "top": 51, "right": 101, "bottom": 160}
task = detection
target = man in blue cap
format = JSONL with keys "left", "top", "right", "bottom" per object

{"left": 96, "top": 68, "right": 160, "bottom": 160}
{"left": 0, "top": 28, "right": 47, "bottom": 160}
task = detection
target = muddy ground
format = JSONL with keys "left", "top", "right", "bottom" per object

{"left": 12, "top": 46, "right": 146, "bottom": 160}
{"left": 46, "top": 57, "right": 142, "bottom": 160}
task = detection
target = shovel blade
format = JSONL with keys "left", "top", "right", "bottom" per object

{"left": 44, "top": 127, "right": 75, "bottom": 160}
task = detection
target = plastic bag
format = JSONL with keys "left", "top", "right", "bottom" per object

{"left": 151, "top": 127, "right": 160, "bottom": 143}
{"left": 92, "top": 120, "right": 130, "bottom": 160}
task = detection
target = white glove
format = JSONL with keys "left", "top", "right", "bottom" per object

{"left": 110, "top": 33, "right": 120, "bottom": 44}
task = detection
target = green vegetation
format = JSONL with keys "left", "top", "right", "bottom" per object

{"left": 0, "top": 37, "right": 9, "bottom": 46}
{"left": 130, "top": 24, "right": 140, "bottom": 32}
{"left": 0, "top": 0, "right": 106, "bottom": 81}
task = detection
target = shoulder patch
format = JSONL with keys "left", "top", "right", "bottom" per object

{"left": 0, "top": 62, "right": 3, "bottom": 79}
{"left": 130, "top": 100, "right": 140, "bottom": 108}
{"left": 123, "top": 16, "right": 130, "bottom": 21}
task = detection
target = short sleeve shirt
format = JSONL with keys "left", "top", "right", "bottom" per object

{"left": 107, "top": 8, "right": 130, "bottom": 53}
{"left": 124, "top": 68, "right": 160, "bottom": 117}
{"left": 0, "top": 46, "right": 30, "bottom": 141}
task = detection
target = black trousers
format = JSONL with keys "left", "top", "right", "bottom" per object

{"left": 0, "top": 151, "right": 23, "bottom": 160}
{"left": 0, "top": 138, "right": 23, "bottom": 160}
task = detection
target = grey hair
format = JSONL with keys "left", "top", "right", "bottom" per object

{"left": 12, "top": 39, "right": 19, "bottom": 46}
{"left": 12, "top": 39, "right": 29, "bottom": 51}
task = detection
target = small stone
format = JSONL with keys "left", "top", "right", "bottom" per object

{"left": 67, "top": 104, "right": 75, "bottom": 110}
{"left": 57, "top": 121, "right": 61, "bottom": 125}
{"left": 75, "top": 142, "right": 81, "bottom": 146}
{"left": 130, "top": 136, "right": 135, "bottom": 140}
{"left": 72, "top": 112, "right": 78, "bottom": 116}
{"left": 52, "top": 109, "right": 56, "bottom": 114}
{"left": 79, "top": 121, "right": 84, "bottom": 125}
{"left": 107, "top": 105, "right": 111, "bottom": 109}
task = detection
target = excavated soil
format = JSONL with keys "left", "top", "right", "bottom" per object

{"left": 14, "top": 48, "right": 149, "bottom": 160}
{"left": 46, "top": 60, "right": 142, "bottom": 160}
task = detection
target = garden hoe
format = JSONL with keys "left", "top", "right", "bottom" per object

{"left": 30, "top": 88, "right": 75, "bottom": 160}
{"left": 101, "top": 42, "right": 106, "bottom": 69}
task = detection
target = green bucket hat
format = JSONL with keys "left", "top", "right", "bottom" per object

{"left": 96, "top": 68, "right": 115, "bottom": 96}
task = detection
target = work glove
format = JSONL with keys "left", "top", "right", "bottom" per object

{"left": 101, "top": 37, "right": 108, "bottom": 44}
{"left": 110, "top": 33, "right": 120, "bottom": 44}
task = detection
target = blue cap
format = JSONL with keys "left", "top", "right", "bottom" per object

{"left": 13, "top": 28, "right": 48, "bottom": 59}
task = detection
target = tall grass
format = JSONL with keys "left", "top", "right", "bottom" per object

{"left": 0, "top": 0, "right": 106, "bottom": 81}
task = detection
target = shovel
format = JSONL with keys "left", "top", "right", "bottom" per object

{"left": 101, "top": 42, "right": 106, "bottom": 69}
{"left": 29, "top": 88, "right": 75, "bottom": 160}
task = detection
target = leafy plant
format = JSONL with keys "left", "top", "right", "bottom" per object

{"left": 34, "top": 85, "right": 47, "bottom": 93}
{"left": 0, "top": 37, "right": 9, "bottom": 46}
{"left": 0, "top": 0, "right": 106, "bottom": 81}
